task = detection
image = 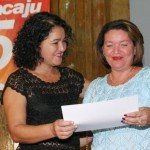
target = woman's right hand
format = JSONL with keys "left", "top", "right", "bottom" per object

{"left": 52, "top": 119, "right": 77, "bottom": 139}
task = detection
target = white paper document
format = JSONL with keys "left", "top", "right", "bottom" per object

{"left": 61, "top": 95, "right": 139, "bottom": 132}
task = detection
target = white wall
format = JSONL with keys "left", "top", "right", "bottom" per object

{"left": 130, "top": 0, "right": 150, "bottom": 66}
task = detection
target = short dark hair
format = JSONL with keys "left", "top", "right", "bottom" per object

{"left": 96, "top": 19, "right": 144, "bottom": 68}
{"left": 13, "top": 11, "right": 73, "bottom": 69}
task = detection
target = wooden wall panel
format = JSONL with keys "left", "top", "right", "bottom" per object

{"left": 105, "top": 0, "right": 130, "bottom": 22}
{"left": 84, "top": 0, "right": 93, "bottom": 79}
{"left": 92, "top": 0, "right": 108, "bottom": 78}
{"left": 75, "top": 0, "right": 86, "bottom": 76}
{"left": 110, "top": 0, "right": 130, "bottom": 20}
{"left": 50, "top": 0, "right": 59, "bottom": 15}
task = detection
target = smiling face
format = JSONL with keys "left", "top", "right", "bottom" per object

{"left": 40, "top": 26, "right": 67, "bottom": 67}
{"left": 103, "top": 29, "right": 136, "bottom": 71}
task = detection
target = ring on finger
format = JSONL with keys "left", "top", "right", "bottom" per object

{"left": 138, "top": 119, "right": 142, "bottom": 127}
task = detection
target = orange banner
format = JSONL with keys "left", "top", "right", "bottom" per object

{"left": 0, "top": 0, "right": 50, "bottom": 90}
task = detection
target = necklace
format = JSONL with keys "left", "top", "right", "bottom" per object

{"left": 109, "top": 66, "right": 136, "bottom": 86}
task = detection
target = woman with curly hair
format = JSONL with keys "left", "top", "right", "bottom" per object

{"left": 1, "top": 12, "right": 92, "bottom": 150}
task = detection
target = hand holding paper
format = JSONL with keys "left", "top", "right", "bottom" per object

{"left": 61, "top": 95, "right": 139, "bottom": 132}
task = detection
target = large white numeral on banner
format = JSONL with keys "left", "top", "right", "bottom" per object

{"left": 0, "top": 19, "right": 15, "bottom": 70}
{"left": 0, "top": 35, "right": 13, "bottom": 69}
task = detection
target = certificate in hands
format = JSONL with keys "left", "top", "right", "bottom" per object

{"left": 61, "top": 95, "right": 139, "bottom": 132}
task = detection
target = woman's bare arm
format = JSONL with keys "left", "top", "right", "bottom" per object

{"left": 3, "top": 87, "right": 77, "bottom": 143}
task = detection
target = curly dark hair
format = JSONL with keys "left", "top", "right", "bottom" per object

{"left": 96, "top": 19, "right": 144, "bottom": 68}
{"left": 13, "top": 11, "right": 73, "bottom": 69}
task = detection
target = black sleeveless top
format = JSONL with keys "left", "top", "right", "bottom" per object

{"left": 1, "top": 67, "right": 84, "bottom": 150}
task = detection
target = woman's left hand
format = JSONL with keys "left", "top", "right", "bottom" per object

{"left": 122, "top": 107, "right": 150, "bottom": 127}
